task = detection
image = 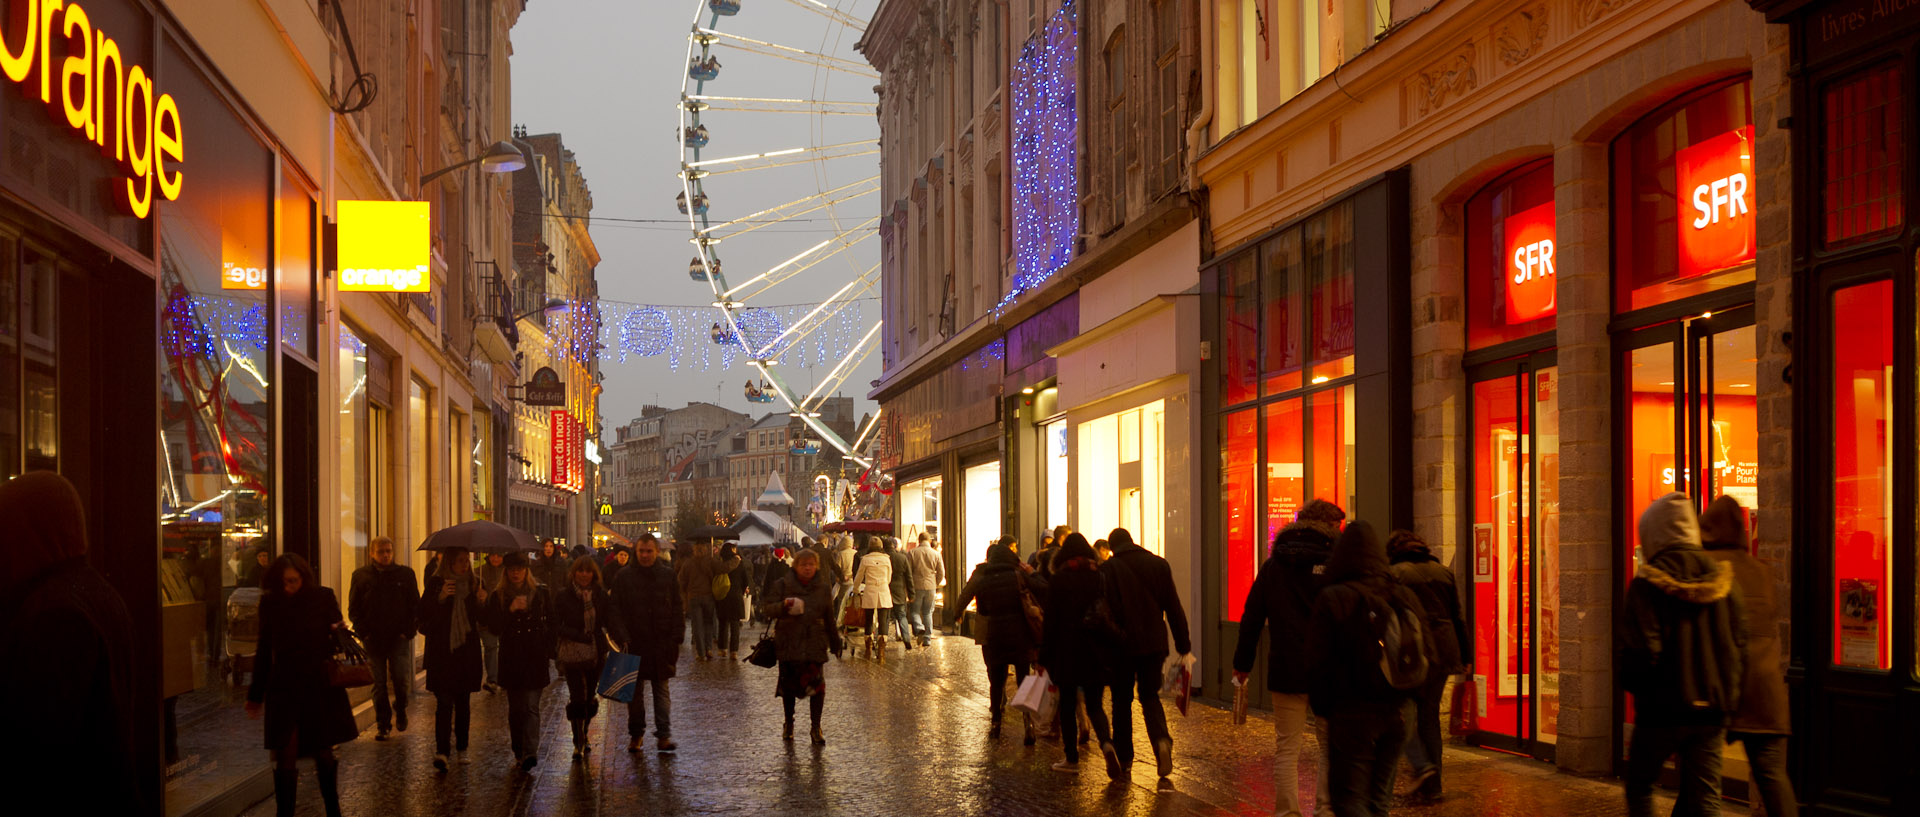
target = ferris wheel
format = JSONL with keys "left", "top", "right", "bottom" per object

{"left": 678, "top": 0, "right": 882, "bottom": 465}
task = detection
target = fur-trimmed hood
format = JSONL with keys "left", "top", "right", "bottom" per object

{"left": 1636, "top": 556, "right": 1734, "bottom": 604}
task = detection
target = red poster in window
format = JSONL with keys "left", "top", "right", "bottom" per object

{"left": 1676, "top": 126, "right": 1756, "bottom": 278}
{"left": 551, "top": 411, "right": 583, "bottom": 493}
{"left": 1503, "top": 201, "right": 1557, "bottom": 323}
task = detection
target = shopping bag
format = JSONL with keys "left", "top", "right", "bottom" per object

{"left": 597, "top": 651, "right": 641, "bottom": 703}
{"left": 1231, "top": 677, "right": 1249, "bottom": 726}
{"left": 1160, "top": 655, "right": 1193, "bottom": 716}
{"left": 1448, "top": 676, "right": 1476, "bottom": 736}
{"left": 1010, "top": 670, "right": 1058, "bottom": 721}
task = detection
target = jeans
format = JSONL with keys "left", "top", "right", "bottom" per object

{"left": 626, "top": 678, "right": 672, "bottom": 738}
{"left": 433, "top": 692, "right": 472, "bottom": 754}
{"left": 688, "top": 595, "right": 718, "bottom": 656}
{"left": 366, "top": 636, "right": 413, "bottom": 730}
{"left": 480, "top": 630, "right": 500, "bottom": 685}
{"left": 563, "top": 661, "right": 601, "bottom": 725}
{"left": 862, "top": 606, "right": 891, "bottom": 637}
{"left": 506, "top": 687, "right": 542, "bottom": 758}
{"left": 910, "top": 590, "right": 936, "bottom": 636}
{"left": 1057, "top": 684, "right": 1113, "bottom": 763}
{"left": 986, "top": 659, "right": 1031, "bottom": 723}
{"left": 1401, "top": 672, "right": 1448, "bottom": 779}
{"left": 1108, "top": 654, "right": 1172, "bottom": 767}
{"left": 1731, "top": 733, "right": 1797, "bottom": 817}
{"left": 892, "top": 600, "right": 913, "bottom": 642}
{"left": 1325, "top": 706, "right": 1406, "bottom": 817}
{"left": 1626, "top": 723, "right": 1725, "bottom": 817}
{"left": 1271, "top": 692, "right": 1333, "bottom": 817}
{"left": 718, "top": 615, "right": 743, "bottom": 654}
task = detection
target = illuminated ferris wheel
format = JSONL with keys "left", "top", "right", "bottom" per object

{"left": 678, "top": 0, "right": 881, "bottom": 464}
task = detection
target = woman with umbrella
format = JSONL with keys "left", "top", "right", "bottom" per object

{"left": 420, "top": 545, "right": 487, "bottom": 771}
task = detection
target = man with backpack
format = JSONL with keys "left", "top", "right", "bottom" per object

{"left": 1307, "top": 520, "right": 1428, "bottom": 817}
{"left": 1233, "top": 499, "right": 1343, "bottom": 817}
{"left": 1618, "top": 493, "right": 1746, "bottom": 817}
{"left": 1386, "top": 529, "right": 1470, "bottom": 801}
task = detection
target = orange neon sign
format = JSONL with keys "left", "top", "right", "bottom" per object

{"left": 0, "top": 0, "right": 184, "bottom": 218}
{"left": 336, "top": 200, "right": 432, "bottom": 293}
{"left": 1503, "top": 200, "right": 1556, "bottom": 324}
{"left": 1675, "top": 126, "right": 1756, "bottom": 279}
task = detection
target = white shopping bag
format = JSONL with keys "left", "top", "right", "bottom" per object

{"left": 1010, "top": 669, "right": 1059, "bottom": 723}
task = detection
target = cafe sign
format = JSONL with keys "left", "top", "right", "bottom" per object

{"left": 524, "top": 366, "right": 565, "bottom": 407}
{"left": 1, "top": 0, "right": 185, "bottom": 218}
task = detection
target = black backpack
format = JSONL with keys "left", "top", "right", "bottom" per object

{"left": 1368, "top": 588, "right": 1430, "bottom": 691}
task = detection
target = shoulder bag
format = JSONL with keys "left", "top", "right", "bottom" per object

{"left": 326, "top": 627, "right": 374, "bottom": 688}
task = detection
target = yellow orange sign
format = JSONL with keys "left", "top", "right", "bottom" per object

{"left": 0, "top": 0, "right": 184, "bottom": 218}
{"left": 336, "top": 200, "right": 432, "bottom": 293}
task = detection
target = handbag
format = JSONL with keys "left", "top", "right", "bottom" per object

{"left": 840, "top": 605, "right": 867, "bottom": 628}
{"left": 597, "top": 651, "right": 642, "bottom": 703}
{"left": 744, "top": 624, "right": 778, "bottom": 668}
{"left": 1015, "top": 574, "right": 1044, "bottom": 642}
{"left": 326, "top": 627, "right": 374, "bottom": 689}
{"left": 557, "top": 638, "right": 598, "bottom": 668}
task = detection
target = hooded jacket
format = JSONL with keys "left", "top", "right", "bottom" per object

{"left": 1617, "top": 493, "right": 1747, "bottom": 725}
{"left": 1388, "top": 545, "right": 1470, "bottom": 676}
{"left": 1232, "top": 514, "right": 1336, "bottom": 693}
{"left": 1306, "top": 521, "right": 1424, "bottom": 716}
{"left": 1099, "top": 534, "right": 1192, "bottom": 659}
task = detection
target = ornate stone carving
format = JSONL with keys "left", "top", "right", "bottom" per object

{"left": 1415, "top": 42, "right": 1478, "bottom": 118}
{"left": 1576, "top": 0, "right": 1631, "bottom": 28}
{"left": 1495, "top": 5, "right": 1549, "bottom": 68}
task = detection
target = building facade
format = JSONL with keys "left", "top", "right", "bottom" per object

{"left": 607, "top": 401, "right": 751, "bottom": 539}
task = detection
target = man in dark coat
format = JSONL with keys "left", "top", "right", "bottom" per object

{"left": 884, "top": 537, "right": 915, "bottom": 648}
{"left": 0, "top": 472, "right": 142, "bottom": 814}
{"left": 1232, "top": 498, "right": 1342, "bottom": 817}
{"left": 1619, "top": 493, "right": 1747, "bottom": 817}
{"left": 611, "top": 534, "right": 684, "bottom": 752}
{"left": 1387, "top": 528, "right": 1470, "bottom": 800}
{"left": 1699, "top": 495, "right": 1796, "bottom": 817}
{"left": 350, "top": 535, "right": 419, "bottom": 740}
{"left": 1307, "top": 521, "right": 1422, "bottom": 817}
{"left": 1099, "top": 527, "right": 1192, "bottom": 785}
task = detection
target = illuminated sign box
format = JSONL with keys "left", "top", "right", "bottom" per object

{"left": 1503, "top": 200, "right": 1556, "bottom": 324}
{"left": 336, "top": 200, "right": 432, "bottom": 292}
{"left": 1675, "top": 126, "right": 1756, "bottom": 279}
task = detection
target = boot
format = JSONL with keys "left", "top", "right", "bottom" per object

{"left": 810, "top": 726, "right": 826, "bottom": 746}
{"left": 783, "top": 716, "right": 795, "bottom": 742}
{"left": 316, "top": 758, "right": 343, "bottom": 817}
{"left": 273, "top": 768, "right": 298, "bottom": 817}
{"left": 1023, "top": 713, "right": 1037, "bottom": 746}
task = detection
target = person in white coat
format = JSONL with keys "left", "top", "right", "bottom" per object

{"left": 849, "top": 536, "right": 895, "bottom": 658}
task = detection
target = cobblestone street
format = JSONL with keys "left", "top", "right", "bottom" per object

{"left": 247, "top": 632, "right": 1670, "bottom": 816}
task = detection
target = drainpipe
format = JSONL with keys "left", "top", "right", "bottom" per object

{"left": 1184, "top": 0, "right": 1215, "bottom": 193}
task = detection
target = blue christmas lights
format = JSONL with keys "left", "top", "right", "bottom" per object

{"left": 1004, "top": 1, "right": 1079, "bottom": 315}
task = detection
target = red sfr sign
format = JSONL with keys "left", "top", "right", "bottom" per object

{"left": 1503, "top": 200, "right": 1556, "bottom": 323}
{"left": 1676, "top": 126, "right": 1756, "bottom": 279}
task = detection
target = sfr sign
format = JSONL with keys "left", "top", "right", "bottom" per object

{"left": 1503, "top": 201, "right": 1555, "bottom": 323}
{"left": 1676, "top": 126, "right": 1756, "bottom": 278}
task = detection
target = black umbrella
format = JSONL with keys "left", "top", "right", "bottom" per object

{"left": 689, "top": 524, "right": 734, "bottom": 542}
{"left": 417, "top": 520, "right": 540, "bottom": 554}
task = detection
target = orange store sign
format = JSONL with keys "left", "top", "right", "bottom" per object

{"left": 0, "top": 0, "right": 184, "bottom": 218}
{"left": 336, "top": 200, "right": 431, "bottom": 292}
{"left": 1676, "top": 126, "right": 1756, "bottom": 279}
{"left": 1503, "top": 201, "right": 1556, "bottom": 323}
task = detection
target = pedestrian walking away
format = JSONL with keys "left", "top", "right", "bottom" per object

{"left": 850, "top": 536, "right": 897, "bottom": 656}
{"left": 1029, "top": 524, "right": 1068, "bottom": 583}
{"left": 1387, "top": 527, "right": 1471, "bottom": 802}
{"left": 677, "top": 537, "right": 739, "bottom": 661}
{"left": 1618, "top": 493, "right": 1747, "bottom": 817}
{"left": 1699, "top": 495, "right": 1796, "bottom": 817}
{"left": 1038, "top": 533, "right": 1118, "bottom": 776}
{"left": 1307, "top": 520, "right": 1423, "bottom": 817}
{"left": 554, "top": 555, "right": 613, "bottom": 760}
{"left": 885, "top": 537, "right": 916, "bottom": 649}
{"left": 760, "top": 548, "right": 845, "bottom": 745}
{"left": 349, "top": 536, "right": 419, "bottom": 741}
{"left": 1233, "top": 498, "right": 1342, "bottom": 817}
{"left": 420, "top": 546, "right": 487, "bottom": 771}
{"left": 906, "top": 533, "right": 946, "bottom": 645}
{"left": 247, "top": 554, "right": 358, "bottom": 817}
{"left": 611, "top": 534, "right": 684, "bottom": 752}
{"left": 0, "top": 473, "right": 144, "bottom": 813}
{"left": 953, "top": 536, "right": 1045, "bottom": 744}
{"left": 829, "top": 536, "right": 856, "bottom": 627}
{"left": 716, "top": 542, "right": 752, "bottom": 659}
{"left": 484, "top": 552, "right": 554, "bottom": 771}
{"left": 477, "top": 552, "right": 505, "bottom": 692}
{"left": 1100, "top": 527, "right": 1192, "bottom": 787}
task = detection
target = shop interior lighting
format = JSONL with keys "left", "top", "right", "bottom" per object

{"left": 1311, "top": 375, "right": 1331, "bottom": 384}
{"left": 1021, "top": 387, "right": 1034, "bottom": 394}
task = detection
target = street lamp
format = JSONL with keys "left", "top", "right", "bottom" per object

{"left": 419, "top": 140, "right": 528, "bottom": 186}
{"left": 514, "top": 297, "right": 568, "bottom": 323}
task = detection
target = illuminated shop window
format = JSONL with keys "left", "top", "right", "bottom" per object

{"left": 1831, "top": 279, "right": 1893, "bottom": 671}
{"left": 1077, "top": 402, "right": 1165, "bottom": 556}
{"left": 1222, "top": 410, "right": 1257, "bottom": 620}
{"left": 1823, "top": 63, "right": 1904, "bottom": 248}
{"left": 1612, "top": 80, "right": 1756, "bottom": 313}
{"left": 1467, "top": 162, "right": 1556, "bottom": 349}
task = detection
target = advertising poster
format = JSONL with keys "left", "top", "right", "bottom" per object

{"left": 1837, "top": 578, "right": 1880, "bottom": 668}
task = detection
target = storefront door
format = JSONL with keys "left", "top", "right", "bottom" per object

{"left": 1467, "top": 352, "right": 1559, "bottom": 756}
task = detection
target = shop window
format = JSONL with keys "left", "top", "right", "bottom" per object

{"left": 410, "top": 378, "right": 431, "bottom": 573}
{"left": 1612, "top": 80, "right": 1756, "bottom": 313}
{"left": 1220, "top": 253, "right": 1258, "bottom": 405}
{"left": 1310, "top": 386, "right": 1355, "bottom": 510}
{"left": 1823, "top": 63, "right": 1903, "bottom": 248}
{"left": 278, "top": 170, "right": 316, "bottom": 359}
{"left": 1467, "top": 162, "right": 1557, "bottom": 349}
{"left": 0, "top": 236, "right": 16, "bottom": 480}
{"left": 1262, "top": 231, "right": 1303, "bottom": 392}
{"left": 472, "top": 412, "right": 491, "bottom": 516}
{"left": 1263, "top": 399, "right": 1304, "bottom": 545}
{"left": 1307, "top": 205, "right": 1356, "bottom": 381}
{"left": 899, "top": 475, "right": 942, "bottom": 549}
{"left": 1222, "top": 410, "right": 1257, "bottom": 621}
{"left": 337, "top": 326, "right": 370, "bottom": 590}
{"left": 1831, "top": 279, "right": 1892, "bottom": 670}
{"left": 1078, "top": 401, "right": 1167, "bottom": 556}
{"left": 963, "top": 461, "right": 1002, "bottom": 571}
{"left": 1044, "top": 416, "right": 1069, "bottom": 532}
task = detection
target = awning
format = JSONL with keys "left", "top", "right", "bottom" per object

{"left": 592, "top": 523, "right": 632, "bottom": 548}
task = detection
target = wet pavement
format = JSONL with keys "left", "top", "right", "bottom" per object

{"left": 246, "top": 632, "right": 1671, "bottom": 816}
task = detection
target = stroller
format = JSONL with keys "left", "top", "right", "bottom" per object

{"left": 225, "top": 587, "right": 262, "bottom": 686}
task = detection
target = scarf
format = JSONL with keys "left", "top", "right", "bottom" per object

{"left": 447, "top": 574, "right": 473, "bottom": 651}
{"left": 576, "top": 586, "right": 597, "bottom": 634}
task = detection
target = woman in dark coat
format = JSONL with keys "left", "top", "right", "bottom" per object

{"left": 537, "top": 539, "right": 572, "bottom": 593}
{"left": 553, "top": 555, "right": 613, "bottom": 759}
{"left": 716, "top": 543, "right": 752, "bottom": 659}
{"left": 420, "top": 546, "right": 486, "bottom": 771}
{"left": 759, "top": 548, "right": 844, "bottom": 744}
{"left": 1039, "top": 534, "right": 1118, "bottom": 775}
{"left": 1701, "top": 496, "right": 1797, "bottom": 817}
{"left": 245, "top": 553, "right": 357, "bottom": 817}
{"left": 484, "top": 553, "right": 553, "bottom": 771}
{"left": 953, "top": 537, "right": 1046, "bottom": 743}
{"left": 602, "top": 544, "right": 635, "bottom": 588}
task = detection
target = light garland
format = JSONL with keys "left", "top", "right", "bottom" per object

{"left": 1003, "top": 1, "right": 1079, "bottom": 315}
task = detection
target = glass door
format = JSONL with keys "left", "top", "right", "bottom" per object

{"left": 1468, "top": 351, "right": 1561, "bottom": 757}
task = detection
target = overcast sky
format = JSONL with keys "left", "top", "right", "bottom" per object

{"left": 510, "top": 0, "right": 882, "bottom": 437}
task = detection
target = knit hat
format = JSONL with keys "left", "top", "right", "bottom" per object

{"left": 502, "top": 552, "right": 531, "bottom": 569}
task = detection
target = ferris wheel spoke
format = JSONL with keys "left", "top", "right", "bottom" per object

{"left": 683, "top": 140, "right": 878, "bottom": 177}
{"left": 690, "top": 149, "right": 879, "bottom": 177}
{"left": 685, "top": 95, "right": 876, "bottom": 115}
{"left": 695, "top": 29, "right": 879, "bottom": 78}
{"left": 698, "top": 177, "right": 877, "bottom": 241}
{"left": 776, "top": 0, "right": 868, "bottom": 33}
{"left": 799, "top": 321, "right": 881, "bottom": 410}
{"left": 726, "top": 221, "right": 877, "bottom": 300}
{"left": 752, "top": 263, "right": 878, "bottom": 357}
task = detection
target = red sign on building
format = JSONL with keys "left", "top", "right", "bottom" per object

{"left": 1675, "top": 125, "right": 1757, "bottom": 278}
{"left": 550, "top": 411, "right": 584, "bottom": 493}
{"left": 1503, "top": 200, "right": 1557, "bottom": 324}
